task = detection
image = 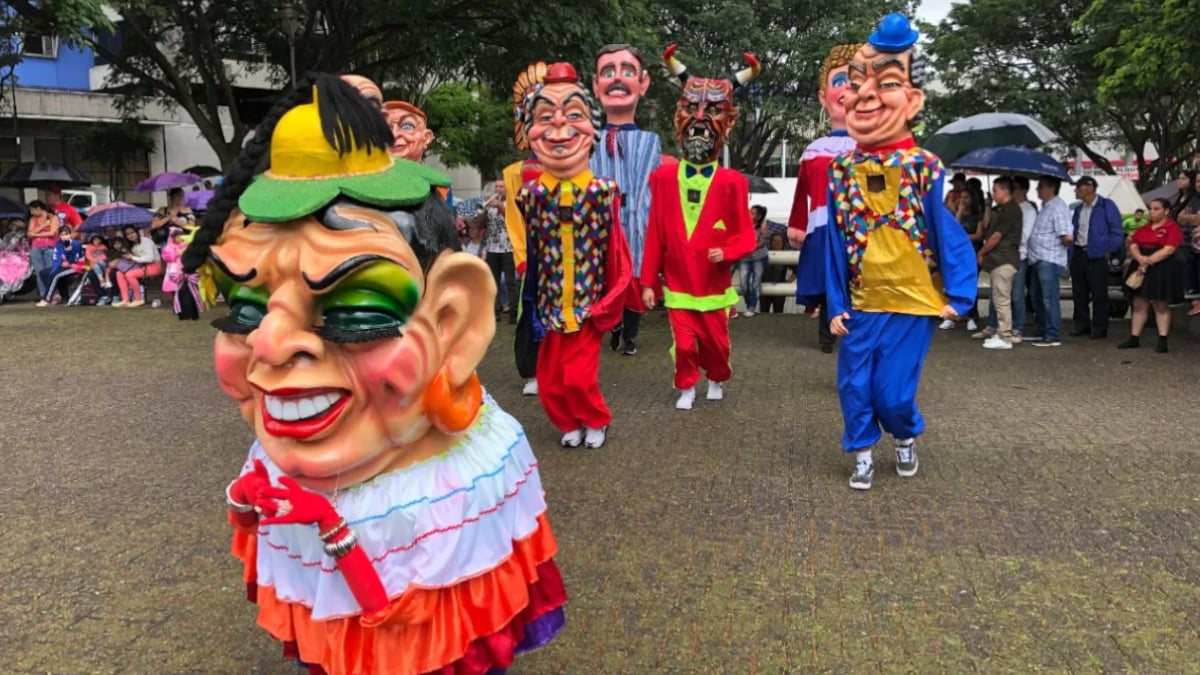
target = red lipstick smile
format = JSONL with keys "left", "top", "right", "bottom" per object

{"left": 258, "top": 387, "right": 351, "bottom": 440}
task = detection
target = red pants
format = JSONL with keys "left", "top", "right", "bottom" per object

{"left": 536, "top": 322, "right": 611, "bottom": 431}
{"left": 668, "top": 308, "right": 732, "bottom": 390}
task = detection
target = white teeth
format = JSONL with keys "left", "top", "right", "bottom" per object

{"left": 298, "top": 398, "right": 317, "bottom": 419}
{"left": 264, "top": 392, "right": 341, "bottom": 422}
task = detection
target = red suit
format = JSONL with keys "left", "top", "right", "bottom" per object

{"left": 641, "top": 162, "right": 756, "bottom": 389}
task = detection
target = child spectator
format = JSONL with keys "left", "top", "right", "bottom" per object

{"left": 462, "top": 215, "right": 486, "bottom": 259}
{"left": 759, "top": 232, "right": 793, "bottom": 314}
{"left": 84, "top": 234, "right": 110, "bottom": 289}
{"left": 37, "top": 226, "right": 85, "bottom": 306}
{"left": 161, "top": 227, "right": 186, "bottom": 297}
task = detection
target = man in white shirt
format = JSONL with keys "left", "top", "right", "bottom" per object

{"left": 976, "top": 176, "right": 1038, "bottom": 341}
{"left": 1026, "top": 177, "right": 1075, "bottom": 346}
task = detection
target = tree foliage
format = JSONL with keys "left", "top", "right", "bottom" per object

{"left": 423, "top": 83, "right": 521, "bottom": 181}
{"left": 6, "top": 0, "right": 643, "bottom": 168}
{"left": 68, "top": 119, "right": 157, "bottom": 201}
{"left": 924, "top": 0, "right": 1197, "bottom": 190}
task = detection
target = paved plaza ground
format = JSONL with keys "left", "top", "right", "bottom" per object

{"left": 2, "top": 304, "right": 1199, "bottom": 674}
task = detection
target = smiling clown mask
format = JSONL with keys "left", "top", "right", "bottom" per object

{"left": 198, "top": 76, "right": 494, "bottom": 491}
{"left": 521, "top": 62, "right": 600, "bottom": 179}
{"left": 844, "top": 14, "right": 927, "bottom": 147}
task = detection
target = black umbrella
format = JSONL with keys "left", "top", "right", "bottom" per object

{"left": 0, "top": 195, "right": 28, "bottom": 219}
{"left": 0, "top": 161, "right": 93, "bottom": 188}
{"left": 183, "top": 164, "right": 223, "bottom": 178}
{"left": 742, "top": 173, "right": 777, "bottom": 193}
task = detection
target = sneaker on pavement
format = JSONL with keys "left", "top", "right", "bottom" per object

{"left": 971, "top": 329, "right": 995, "bottom": 340}
{"left": 850, "top": 460, "right": 874, "bottom": 490}
{"left": 584, "top": 426, "right": 607, "bottom": 449}
{"left": 560, "top": 428, "right": 584, "bottom": 448}
{"left": 967, "top": 319, "right": 978, "bottom": 331}
{"left": 621, "top": 340, "right": 638, "bottom": 356}
{"left": 983, "top": 336, "right": 1013, "bottom": 350}
{"left": 610, "top": 327, "right": 622, "bottom": 351}
{"left": 522, "top": 379, "right": 538, "bottom": 396}
{"left": 1032, "top": 339, "right": 1062, "bottom": 347}
{"left": 938, "top": 319, "right": 955, "bottom": 330}
{"left": 675, "top": 387, "right": 696, "bottom": 410}
{"left": 706, "top": 381, "right": 724, "bottom": 401}
{"left": 895, "top": 439, "right": 919, "bottom": 477}
{"left": 742, "top": 310, "right": 755, "bottom": 317}
{"left": 126, "top": 299, "right": 145, "bottom": 308}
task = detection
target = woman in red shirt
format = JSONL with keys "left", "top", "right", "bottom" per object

{"left": 1119, "top": 197, "right": 1183, "bottom": 352}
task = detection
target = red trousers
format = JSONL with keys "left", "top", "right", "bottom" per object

{"left": 536, "top": 322, "right": 611, "bottom": 431}
{"left": 668, "top": 308, "right": 732, "bottom": 390}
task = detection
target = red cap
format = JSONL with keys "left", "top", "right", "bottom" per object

{"left": 543, "top": 63, "right": 579, "bottom": 84}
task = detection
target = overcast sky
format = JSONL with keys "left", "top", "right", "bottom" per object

{"left": 916, "top": 0, "right": 956, "bottom": 24}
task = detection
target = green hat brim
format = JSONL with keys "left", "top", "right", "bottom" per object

{"left": 238, "top": 158, "right": 452, "bottom": 223}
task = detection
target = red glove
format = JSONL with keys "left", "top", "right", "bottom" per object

{"left": 229, "top": 459, "right": 272, "bottom": 508}
{"left": 257, "top": 476, "right": 389, "bottom": 615}
{"left": 256, "top": 476, "right": 340, "bottom": 532}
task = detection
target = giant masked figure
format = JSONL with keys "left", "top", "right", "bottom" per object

{"left": 639, "top": 45, "right": 759, "bottom": 411}
{"left": 515, "top": 62, "right": 632, "bottom": 450}
{"left": 589, "top": 43, "right": 662, "bottom": 356}
{"left": 503, "top": 62, "right": 549, "bottom": 397}
{"left": 787, "top": 44, "right": 862, "bottom": 353}
{"left": 824, "top": 14, "right": 977, "bottom": 491}
{"left": 183, "top": 74, "right": 566, "bottom": 674}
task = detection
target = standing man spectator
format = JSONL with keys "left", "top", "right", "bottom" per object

{"left": 45, "top": 185, "right": 82, "bottom": 234}
{"left": 980, "top": 176, "right": 1037, "bottom": 340}
{"left": 1069, "top": 175, "right": 1124, "bottom": 339}
{"left": 1027, "top": 177, "right": 1073, "bottom": 347}
{"left": 976, "top": 177, "right": 1022, "bottom": 350}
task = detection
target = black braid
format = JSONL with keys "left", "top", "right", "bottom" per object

{"left": 181, "top": 72, "right": 321, "bottom": 273}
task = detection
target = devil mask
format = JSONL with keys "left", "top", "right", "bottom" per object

{"left": 663, "top": 44, "right": 761, "bottom": 164}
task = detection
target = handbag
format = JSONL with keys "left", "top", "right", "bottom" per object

{"left": 1125, "top": 266, "right": 1144, "bottom": 290}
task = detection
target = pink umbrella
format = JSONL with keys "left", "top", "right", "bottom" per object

{"left": 87, "top": 201, "right": 139, "bottom": 214}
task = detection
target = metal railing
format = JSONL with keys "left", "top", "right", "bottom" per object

{"left": 752, "top": 250, "right": 1126, "bottom": 301}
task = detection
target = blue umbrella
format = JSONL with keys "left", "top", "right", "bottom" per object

{"left": 78, "top": 204, "right": 154, "bottom": 233}
{"left": 951, "top": 146, "right": 1073, "bottom": 182}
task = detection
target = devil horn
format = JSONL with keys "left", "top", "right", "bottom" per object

{"left": 663, "top": 43, "right": 689, "bottom": 84}
{"left": 732, "top": 52, "right": 762, "bottom": 89}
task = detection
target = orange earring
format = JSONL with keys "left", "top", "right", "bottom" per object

{"left": 423, "top": 368, "right": 483, "bottom": 434}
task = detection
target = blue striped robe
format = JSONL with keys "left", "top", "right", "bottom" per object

{"left": 590, "top": 125, "right": 662, "bottom": 275}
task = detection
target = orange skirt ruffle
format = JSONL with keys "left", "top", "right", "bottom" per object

{"left": 231, "top": 513, "right": 564, "bottom": 675}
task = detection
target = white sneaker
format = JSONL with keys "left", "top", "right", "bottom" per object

{"left": 741, "top": 311, "right": 755, "bottom": 317}
{"left": 706, "top": 381, "right": 724, "bottom": 401}
{"left": 584, "top": 426, "right": 607, "bottom": 448}
{"left": 675, "top": 387, "right": 696, "bottom": 410}
{"left": 983, "top": 336, "right": 1013, "bottom": 350}
{"left": 967, "top": 319, "right": 978, "bottom": 331}
{"left": 522, "top": 379, "right": 538, "bottom": 396}
{"left": 938, "top": 319, "right": 955, "bottom": 330}
{"left": 560, "top": 428, "right": 583, "bottom": 448}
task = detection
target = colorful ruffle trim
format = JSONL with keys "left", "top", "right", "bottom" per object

{"left": 283, "top": 580, "right": 565, "bottom": 675}
{"left": 239, "top": 397, "right": 549, "bottom": 620}
{"left": 234, "top": 514, "right": 565, "bottom": 675}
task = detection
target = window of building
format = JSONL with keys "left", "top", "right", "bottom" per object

{"left": 22, "top": 34, "right": 57, "bottom": 58}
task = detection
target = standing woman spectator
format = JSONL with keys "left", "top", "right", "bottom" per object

{"left": 1171, "top": 170, "right": 1200, "bottom": 314}
{"left": 148, "top": 188, "right": 196, "bottom": 246}
{"left": 1118, "top": 198, "right": 1183, "bottom": 352}
{"left": 737, "top": 205, "right": 770, "bottom": 318}
{"left": 941, "top": 186, "right": 984, "bottom": 331}
{"left": 759, "top": 232, "right": 793, "bottom": 314}
{"left": 25, "top": 201, "right": 60, "bottom": 300}
{"left": 482, "top": 179, "right": 517, "bottom": 325}
{"left": 113, "top": 226, "right": 162, "bottom": 308}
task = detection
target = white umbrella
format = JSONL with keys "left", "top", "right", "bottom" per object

{"left": 925, "top": 113, "right": 1058, "bottom": 164}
